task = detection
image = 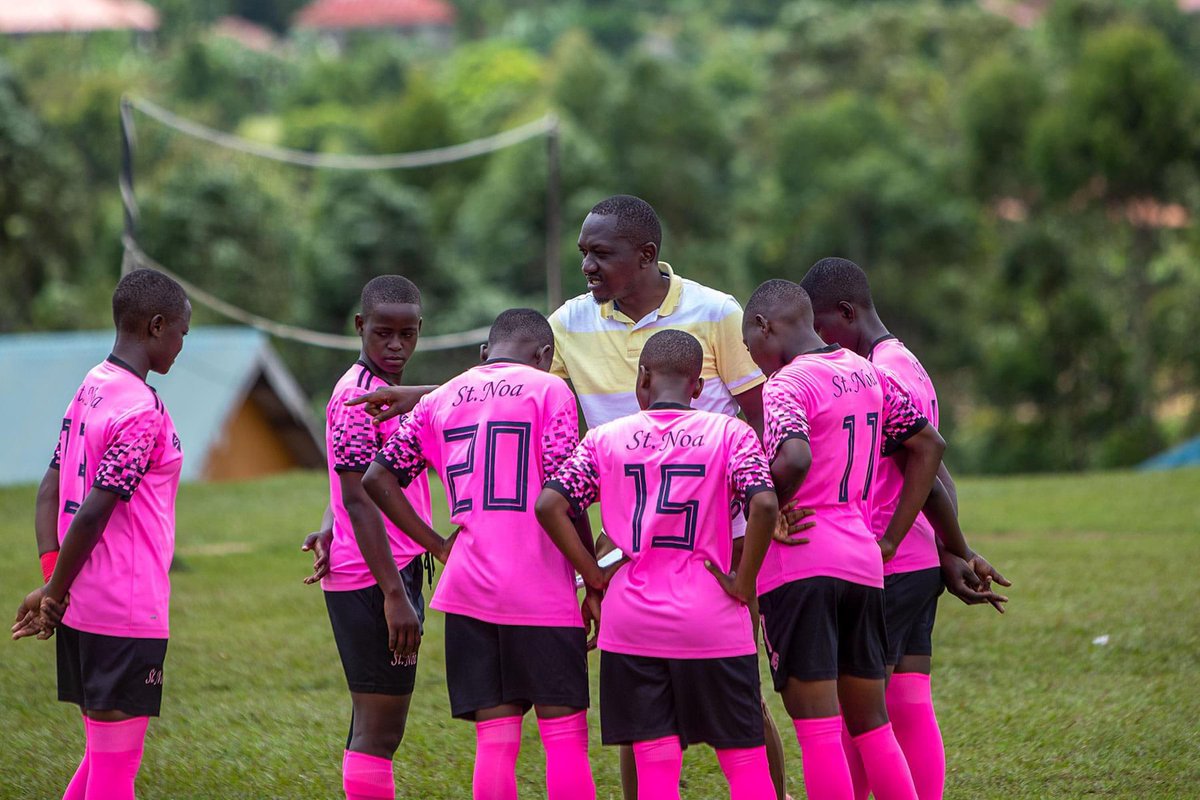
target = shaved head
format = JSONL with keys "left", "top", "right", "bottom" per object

{"left": 744, "top": 279, "right": 814, "bottom": 327}
{"left": 639, "top": 329, "right": 703, "bottom": 381}
{"left": 800, "top": 257, "right": 874, "bottom": 314}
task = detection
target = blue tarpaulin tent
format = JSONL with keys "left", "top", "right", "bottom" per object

{"left": 1139, "top": 436, "right": 1200, "bottom": 471}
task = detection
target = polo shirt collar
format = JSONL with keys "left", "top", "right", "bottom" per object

{"left": 601, "top": 262, "right": 682, "bottom": 323}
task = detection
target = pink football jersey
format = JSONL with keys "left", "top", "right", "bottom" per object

{"left": 758, "top": 346, "right": 927, "bottom": 593}
{"left": 869, "top": 337, "right": 942, "bottom": 574}
{"left": 51, "top": 356, "right": 182, "bottom": 638}
{"left": 323, "top": 361, "right": 431, "bottom": 592}
{"left": 376, "top": 360, "right": 584, "bottom": 627}
{"left": 548, "top": 405, "right": 774, "bottom": 658}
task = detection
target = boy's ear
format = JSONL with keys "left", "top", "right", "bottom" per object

{"left": 637, "top": 364, "right": 651, "bottom": 389}
{"left": 479, "top": 343, "right": 489, "bottom": 363}
{"left": 354, "top": 313, "right": 365, "bottom": 336}
{"left": 148, "top": 313, "right": 166, "bottom": 339}
{"left": 838, "top": 301, "right": 856, "bottom": 322}
{"left": 692, "top": 376, "right": 705, "bottom": 399}
{"left": 536, "top": 343, "right": 554, "bottom": 370}
{"left": 417, "top": 316, "right": 424, "bottom": 333}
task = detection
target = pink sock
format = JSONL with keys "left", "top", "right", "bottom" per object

{"left": 792, "top": 717, "right": 853, "bottom": 800}
{"left": 852, "top": 723, "right": 918, "bottom": 800}
{"left": 473, "top": 716, "right": 522, "bottom": 800}
{"left": 716, "top": 746, "right": 776, "bottom": 800}
{"left": 83, "top": 717, "right": 148, "bottom": 800}
{"left": 631, "top": 736, "right": 683, "bottom": 800}
{"left": 63, "top": 715, "right": 89, "bottom": 800}
{"left": 342, "top": 750, "right": 395, "bottom": 799}
{"left": 536, "top": 711, "right": 595, "bottom": 800}
{"left": 887, "top": 673, "right": 944, "bottom": 800}
{"left": 841, "top": 720, "right": 870, "bottom": 800}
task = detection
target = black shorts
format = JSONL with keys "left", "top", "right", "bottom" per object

{"left": 599, "top": 651, "right": 764, "bottom": 749}
{"left": 759, "top": 576, "right": 887, "bottom": 687}
{"left": 443, "top": 613, "right": 589, "bottom": 720}
{"left": 56, "top": 624, "right": 168, "bottom": 717}
{"left": 884, "top": 567, "right": 944, "bottom": 665}
{"left": 324, "top": 558, "right": 426, "bottom": 696}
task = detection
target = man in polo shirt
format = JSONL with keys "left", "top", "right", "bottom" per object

{"left": 552, "top": 194, "right": 764, "bottom": 434}
{"left": 558, "top": 195, "right": 787, "bottom": 800}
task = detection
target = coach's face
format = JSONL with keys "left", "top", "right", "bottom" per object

{"left": 578, "top": 213, "right": 655, "bottom": 305}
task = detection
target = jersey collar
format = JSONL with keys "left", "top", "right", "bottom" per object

{"left": 106, "top": 354, "right": 146, "bottom": 382}
{"left": 867, "top": 334, "right": 897, "bottom": 360}
{"left": 601, "top": 262, "right": 682, "bottom": 323}
{"left": 647, "top": 401, "right": 693, "bottom": 411}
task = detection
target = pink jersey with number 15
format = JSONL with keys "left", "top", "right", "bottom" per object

{"left": 758, "top": 346, "right": 927, "bottom": 594}
{"left": 547, "top": 405, "right": 774, "bottom": 659}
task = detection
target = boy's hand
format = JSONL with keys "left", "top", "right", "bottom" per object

{"left": 301, "top": 530, "right": 332, "bottom": 585}
{"left": 11, "top": 587, "right": 47, "bottom": 640}
{"left": 582, "top": 588, "right": 602, "bottom": 651}
{"left": 345, "top": 386, "right": 425, "bottom": 424}
{"left": 774, "top": 500, "right": 814, "bottom": 545}
{"left": 435, "top": 527, "right": 461, "bottom": 565}
{"left": 704, "top": 561, "right": 752, "bottom": 605}
{"left": 968, "top": 551, "right": 1011, "bottom": 589}
{"left": 878, "top": 535, "right": 899, "bottom": 563}
{"left": 38, "top": 593, "right": 68, "bottom": 637}
{"left": 941, "top": 551, "right": 1007, "bottom": 613}
{"left": 384, "top": 590, "right": 422, "bottom": 658}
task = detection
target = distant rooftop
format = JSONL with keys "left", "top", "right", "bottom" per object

{"left": 0, "top": 0, "right": 158, "bottom": 34}
{"left": 294, "top": 0, "right": 455, "bottom": 31}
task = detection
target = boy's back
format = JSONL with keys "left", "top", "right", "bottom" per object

{"left": 760, "top": 346, "right": 925, "bottom": 593}
{"left": 54, "top": 356, "right": 182, "bottom": 638}
{"left": 378, "top": 359, "right": 583, "bottom": 627}
{"left": 550, "top": 405, "right": 772, "bottom": 658}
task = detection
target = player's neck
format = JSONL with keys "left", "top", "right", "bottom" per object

{"left": 482, "top": 343, "right": 534, "bottom": 367}
{"left": 616, "top": 269, "right": 670, "bottom": 323}
{"left": 855, "top": 311, "right": 891, "bottom": 357}
{"left": 781, "top": 329, "right": 830, "bottom": 363}
{"left": 110, "top": 336, "right": 151, "bottom": 380}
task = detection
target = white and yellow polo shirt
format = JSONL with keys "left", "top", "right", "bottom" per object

{"left": 549, "top": 262, "right": 765, "bottom": 429}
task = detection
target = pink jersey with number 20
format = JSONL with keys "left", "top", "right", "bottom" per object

{"left": 376, "top": 360, "right": 584, "bottom": 628}
{"left": 758, "top": 346, "right": 927, "bottom": 594}
{"left": 548, "top": 406, "right": 774, "bottom": 659}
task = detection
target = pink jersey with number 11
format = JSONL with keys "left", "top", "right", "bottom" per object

{"left": 548, "top": 405, "right": 774, "bottom": 659}
{"left": 758, "top": 346, "right": 927, "bottom": 594}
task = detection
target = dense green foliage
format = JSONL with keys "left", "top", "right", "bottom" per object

{"left": 2, "top": 0, "right": 1199, "bottom": 472}
{"left": 1, "top": 470, "right": 1198, "bottom": 797}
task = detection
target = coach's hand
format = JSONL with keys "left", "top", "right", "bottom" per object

{"left": 11, "top": 586, "right": 48, "bottom": 640}
{"left": 301, "top": 529, "right": 332, "bottom": 585}
{"left": 941, "top": 551, "right": 1007, "bottom": 613}
{"left": 582, "top": 588, "right": 602, "bottom": 651}
{"left": 775, "top": 500, "right": 814, "bottom": 545}
{"left": 385, "top": 590, "right": 422, "bottom": 659}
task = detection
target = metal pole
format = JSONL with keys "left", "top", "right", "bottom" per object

{"left": 119, "top": 96, "right": 138, "bottom": 275}
{"left": 545, "top": 116, "right": 563, "bottom": 312}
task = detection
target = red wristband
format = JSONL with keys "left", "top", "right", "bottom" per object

{"left": 40, "top": 551, "right": 58, "bottom": 583}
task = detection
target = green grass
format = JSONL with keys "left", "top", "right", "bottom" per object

{"left": 2, "top": 469, "right": 1198, "bottom": 798}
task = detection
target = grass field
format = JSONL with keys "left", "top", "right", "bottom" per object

{"left": 2, "top": 469, "right": 1198, "bottom": 799}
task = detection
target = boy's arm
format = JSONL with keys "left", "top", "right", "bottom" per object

{"left": 880, "top": 425, "right": 944, "bottom": 561}
{"left": 937, "top": 462, "right": 959, "bottom": 515}
{"left": 770, "top": 438, "right": 812, "bottom": 504}
{"left": 339, "top": 472, "right": 421, "bottom": 657}
{"left": 922, "top": 475, "right": 971, "bottom": 560}
{"left": 709, "top": 490, "right": 778, "bottom": 603}
{"left": 301, "top": 504, "right": 333, "bottom": 585}
{"left": 734, "top": 384, "right": 765, "bottom": 441}
{"left": 362, "top": 462, "right": 453, "bottom": 563}
{"left": 35, "top": 466, "right": 60, "bottom": 560}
